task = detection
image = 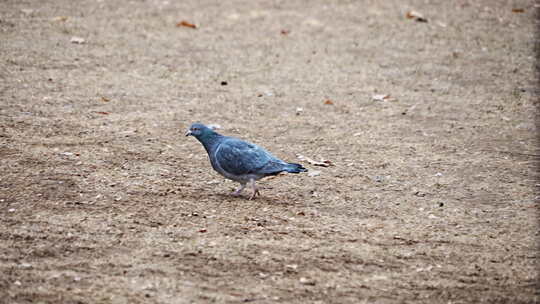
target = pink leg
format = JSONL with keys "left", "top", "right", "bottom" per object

{"left": 248, "top": 179, "right": 260, "bottom": 200}
{"left": 231, "top": 183, "right": 246, "bottom": 196}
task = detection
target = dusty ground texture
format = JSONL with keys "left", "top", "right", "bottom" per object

{"left": 1, "top": 0, "right": 539, "bottom": 303}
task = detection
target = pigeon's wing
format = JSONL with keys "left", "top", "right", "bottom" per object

{"left": 215, "top": 138, "right": 274, "bottom": 176}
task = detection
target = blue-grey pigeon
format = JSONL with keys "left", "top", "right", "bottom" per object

{"left": 185, "top": 123, "right": 307, "bottom": 199}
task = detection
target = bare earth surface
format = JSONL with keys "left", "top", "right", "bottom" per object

{"left": 1, "top": 0, "right": 539, "bottom": 303}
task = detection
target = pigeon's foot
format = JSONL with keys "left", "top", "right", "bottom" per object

{"left": 231, "top": 183, "right": 246, "bottom": 197}
{"left": 248, "top": 179, "right": 260, "bottom": 200}
{"left": 248, "top": 188, "right": 260, "bottom": 200}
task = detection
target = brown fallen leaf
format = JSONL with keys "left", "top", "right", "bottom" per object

{"left": 297, "top": 154, "right": 333, "bottom": 167}
{"left": 101, "top": 96, "right": 110, "bottom": 102}
{"left": 512, "top": 8, "right": 524, "bottom": 13}
{"left": 176, "top": 20, "right": 197, "bottom": 29}
{"left": 324, "top": 99, "right": 334, "bottom": 105}
{"left": 406, "top": 11, "right": 428, "bottom": 22}
{"left": 96, "top": 111, "right": 109, "bottom": 115}
{"left": 280, "top": 29, "right": 290, "bottom": 35}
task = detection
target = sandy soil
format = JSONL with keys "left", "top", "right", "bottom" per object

{"left": 1, "top": 0, "right": 538, "bottom": 303}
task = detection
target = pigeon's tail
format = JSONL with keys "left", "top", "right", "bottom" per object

{"left": 284, "top": 162, "right": 308, "bottom": 174}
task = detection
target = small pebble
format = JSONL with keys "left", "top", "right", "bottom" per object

{"left": 70, "top": 36, "right": 86, "bottom": 44}
{"left": 286, "top": 264, "right": 298, "bottom": 270}
{"left": 299, "top": 277, "right": 316, "bottom": 285}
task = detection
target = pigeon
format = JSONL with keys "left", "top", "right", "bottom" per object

{"left": 185, "top": 123, "right": 307, "bottom": 199}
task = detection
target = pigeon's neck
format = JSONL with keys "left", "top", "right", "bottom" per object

{"left": 197, "top": 133, "right": 223, "bottom": 154}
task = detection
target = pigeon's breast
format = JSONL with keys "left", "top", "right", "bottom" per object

{"left": 210, "top": 153, "right": 263, "bottom": 182}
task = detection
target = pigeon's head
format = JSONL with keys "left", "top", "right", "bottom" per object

{"left": 185, "top": 123, "right": 215, "bottom": 138}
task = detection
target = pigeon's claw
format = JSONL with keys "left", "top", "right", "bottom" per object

{"left": 248, "top": 179, "right": 260, "bottom": 200}
{"left": 248, "top": 188, "right": 260, "bottom": 200}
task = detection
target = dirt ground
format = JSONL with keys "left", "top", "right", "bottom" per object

{"left": 0, "top": 0, "right": 538, "bottom": 303}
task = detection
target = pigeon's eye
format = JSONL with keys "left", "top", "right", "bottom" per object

{"left": 192, "top": 127, "right": 199, "bottom": 131}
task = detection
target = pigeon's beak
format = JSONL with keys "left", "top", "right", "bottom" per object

{"left": 185, "top": 130, "right": 192, "bottom": 137}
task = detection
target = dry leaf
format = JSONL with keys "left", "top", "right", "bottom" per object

{"left": 176, "top": 20, "right": 197, "bottom": 28}
{"left": 324, "top": 99, "right": 334, "bottom": 105}
{"left": 70, "top": 36, "right": 85, "bottom": 44}
{"left": 372, "top": 94, "right": 390, "bottom": 101}
{"left": 512, "top": 8, "right": 524, "bottom": 13}
{"left": 101, "top": 97, "right": 110, "bottom": 102}
{"left": 297, "top": 154, "right": 333, "bottom": 167}
{"left": 96, "top": 111, "right": 109, "bottom": 115}
{"left": 280, "top": 29, "right": 290, "bottom": 35}
{"left": 406, "top": 11, "right": 428, "bottom": 22}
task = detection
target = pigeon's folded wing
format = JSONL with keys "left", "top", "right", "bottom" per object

{"left": 215, "top": 138, "right": 272, "bottom": 176}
